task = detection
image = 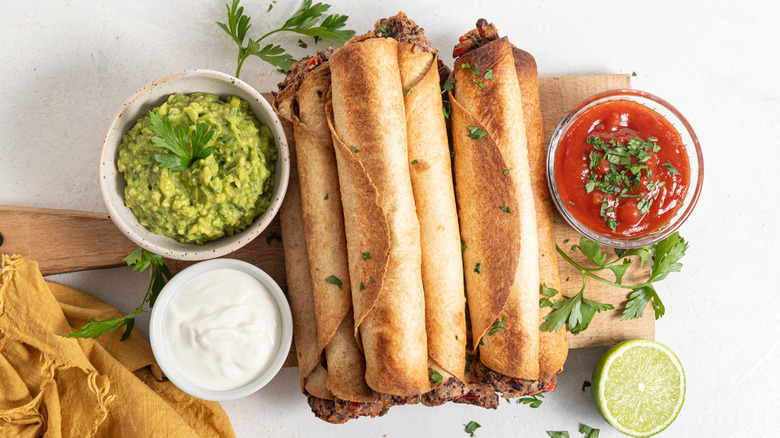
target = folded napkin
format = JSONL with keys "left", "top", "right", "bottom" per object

{"left": 0, "top": 255, "right": 236, "bottom": 438}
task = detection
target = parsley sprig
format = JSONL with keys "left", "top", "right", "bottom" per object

{"left": 149, "top": 112, "right": 216, "bottom": 173}
{"left": 63, "top": 249, "right": 172, "bottom": 341}
{"left": 217, "top": 0, "right": 355, "bottom": 77}
{"left": 540, "top": 232, "right": 688, "bottom": 334}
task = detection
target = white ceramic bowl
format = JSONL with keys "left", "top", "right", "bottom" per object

{"left": 149, "top": 258, "right": 293, "bottom": 401}
{"left": 99, "top": 69, "right": 289, "bottom": 260}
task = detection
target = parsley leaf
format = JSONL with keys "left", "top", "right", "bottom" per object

{"left": 362, "top": 252, "right": 371, "bottom": 261}
{"left": 503, "top": 167, "right": 512, "bottom": 175}
{"left": 474, "top": 263, "right": 482, "bottom": 274}
{"left": 499, "top": 206, "right": 510, "bottom": 213}
{"left": 441, "top": 77, "right": 455, "bottom": 94}
{"left": 467, "top": 126, "right": 487, "bottom": 139}
{"left": 217, "top": 0, "right": 355, "bottom": 77}
{"left": 149, "top": 112, "right": 216, "bottom": 173}
{"left": 464, "top": 421, "right": 481, "bottom": 437}
{"left": 405, "top": 87, "right": 414, "bottom": 95}
{"left": 63, "top": 248, "right": 172, "bottom": 341}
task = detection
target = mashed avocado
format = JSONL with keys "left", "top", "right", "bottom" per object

{"left": 117, "top": 93, "right": 276, "bottom": 244}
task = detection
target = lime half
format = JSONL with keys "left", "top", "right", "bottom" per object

{"left": 592, "top": 340, "right": 685, "bottom": 437}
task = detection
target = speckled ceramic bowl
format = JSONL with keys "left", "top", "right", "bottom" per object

{"left": 98, "top": 69, "right": 289, "bottom": 260}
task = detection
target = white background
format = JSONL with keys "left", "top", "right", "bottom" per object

{"left": 2, "top": 1, "right": 778, "bottom": 436}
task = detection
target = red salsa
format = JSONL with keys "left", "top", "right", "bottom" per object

{"left": 554, "top": 100, "right": 689, "bottom": 238}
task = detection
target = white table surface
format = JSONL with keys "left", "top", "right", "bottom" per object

{"left": 2, "top": 1, "right": 777, "bottom": 436}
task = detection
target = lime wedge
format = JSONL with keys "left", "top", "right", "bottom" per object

{"left": 591, "top": 340, "right": 685, "bottom": 437}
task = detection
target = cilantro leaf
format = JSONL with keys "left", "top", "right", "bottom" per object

{"left": 539, "top": 286, "right": 614, "bottom": 334}
{"left": 441, "top": 77, "right": 455, "bottom": 94}
{"left": 487, "top": 317, "right": 505, "bottom": 336}
{"left": 649, "top": 232, "right": 688, "bottom": 283}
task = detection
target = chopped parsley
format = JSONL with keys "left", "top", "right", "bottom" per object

{"left": 325, "top": 275, "right": 342, "bottom": 289}
{"left": 429, "top": 368, "right": 443, "bottom": 384}
{"left": 467, "top": 126, "right": 487, "bottom": 139}
{"left": 411, "top": 159, "right": 418, "bottom": 164}
{"left": 359, "top": 281, "right": 365, "bottom": 291}
{"left": 405, "top": 87, "right": 414, "bottom": 95}
{"left": 503, "top": 167, "right": 512, "bottom": 175}
{"left": 474, "top": 263, "right": 482, "bottom": 274}
{"left": 362, "top": 252, "right": 371, "bottom": 261}
{"left": 464, "top": 421, "right": 481, "bottom": 437}
{"left": 350, "top": 146, "right": 359, "bottom": 153}
{"left": 499, "top": 206, "right": 510, "bottom": 213}
{"left": 487, "top": 317, "right": 505, "bottom": 335}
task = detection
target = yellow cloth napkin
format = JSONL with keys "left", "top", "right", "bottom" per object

{"left": 0, "top": 255, "right": 236, "bottom": 438}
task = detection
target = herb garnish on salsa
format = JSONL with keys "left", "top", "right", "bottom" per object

{"left": 554, "top": 100, "right": 690, "bottom": 237}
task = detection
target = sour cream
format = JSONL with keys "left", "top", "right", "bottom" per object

{"left": 162, "top": 268, "right": 281, "bottom": 391}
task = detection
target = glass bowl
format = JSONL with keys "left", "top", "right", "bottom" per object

{"left": 546, "top": 89, "right": 703, "bottom": 248}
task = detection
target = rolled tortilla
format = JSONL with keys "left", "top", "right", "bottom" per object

{"left": 273, "top": 86, "right": 331, "bottom": 400}
{"left": 291, "top": 60, "right": 375, "bottom": 402}
{"left": 450, "top": 36, "right": 541, "bottom": 380}
{"left": 511, "top": 46, "right": 568, "bottom": 382}
{"left": 372, "top": 12, "right": 467, "bottom": 385}
{"left": 327, "top": 36, "right": 430, "bottom": 397}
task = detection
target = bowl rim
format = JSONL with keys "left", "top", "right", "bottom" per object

{"left": 546, "top": 88, "right": 704, "bottom": 248}
{"left": 148, "top": 258, "right": 293, "bottom": 401}
{"left": 98, "top": 68, "right": 289, "bottom": 260}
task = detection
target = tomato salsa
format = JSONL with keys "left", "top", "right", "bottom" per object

{"left": 554, "top": 100, "right": 689, "bottom": 238}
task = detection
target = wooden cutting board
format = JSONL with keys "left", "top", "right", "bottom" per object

{"left": 0, "top": 73, "right": 652, "bottom": 350}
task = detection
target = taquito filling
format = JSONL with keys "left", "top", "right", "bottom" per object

{"left": 277, "top": 48, "right": 336, "bottom": 92}
{"left": 452, "top": 18, "right": 499, "bottom": 58}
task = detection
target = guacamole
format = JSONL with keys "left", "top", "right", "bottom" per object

{"left": 117, "top": 93, "right": 276, "bottom": 244}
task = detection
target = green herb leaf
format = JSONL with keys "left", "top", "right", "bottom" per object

{"left": 442, "top": 101, "right": 451, "bottom": 119}
{"left": 577, "top": 237, "right": 607, "bottom": 268}
{"left": 325, "top": 275, "right": 342, "bottom": 289}
{"left": 579, "top": 424, "right": 600, "bottom": 438}
{"left": 359, "top": 281, "right": 365, "bottom": 291}
{"left": 405, "top": 87, "right": 414, "bottom": 95}
{"left": 411, "top": 159, "right": 418, "bottom": 164}
{"left": 503, "top": 167, "right": 512, "bottom": 175}
{"left": 429, "top": 368, "right": 443, "bottom": 384}
{"left": 472, "top": 79, "right": 484, "bottom": 89}
{"left": 465, "top": 352, "right": 475, "bottom": 374}
{"left": 324, "top": 193, "right": 329, "bottom": 200}
{"left": 370, "top": 276, "right": 375, "bottom": 283}
{"left": 547, "top": 431, "right": 570, "bottom": 438}
{"left": 606, "top": 258, "right": 632, "bottom": 284}
{"left": 217, "top": 0, "right": 354, "bottom": 77}
{"left": 622, "top": 285, "right": 664, "bottom": 320}
{"left": 541, "top": 283, "right": 558, "bottom": 298}
{"left": 350, "top": 146, "right": 359, "bottom": 153}
{"left": 649, "top": 232, "right": 688, "bottom": 283}
{"left": 474, "top": 262, "right": 482, "bottom": 274}
{"left": 467, "top": 126, "right": 487, "bottom": 139}
{"left": 441, "top": 77, "right": 455, "bottom": 94}
{"left": 63, "top": 248, "right": 171, "bottom": 341}
{"left": 362, "top": 252, "right": 371, "bottom": 261}
{"left": 664, "top": 161, "right": 680, "bottom": 175}
{"left": 488, "top": 317, "right": 506, "bottom": 336}
{"left": 517, "top": 393, "right": 544, "bottom": 408}
{"left": 464, "top": 421, "right": 481, "bottom": 437}
{"left": 483, "top": 68, "right": 493, "bottom": 80}
{"left": 540, "top": 291, "right": 614, "bottom": 334}
{"left": 499, "top": 206, "right": 510, "bottom": 213}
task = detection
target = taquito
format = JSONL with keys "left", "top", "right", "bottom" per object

{"left": 370, "top": 12, "right": 467, "bottom": 391}
{"left": 327, "top": 36, "right": 430, "bottom": 397}
{"left": 290, "top": 53, "right": 375, "bottom": 403}
{"left": 273, "top": 85, "right": 331, "bottom": 401}
{"left": 511, "top": 45, "right": 568, "bottom": 382}
{"left": 450, "top": 36, "right": 541, "bottom": 381}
